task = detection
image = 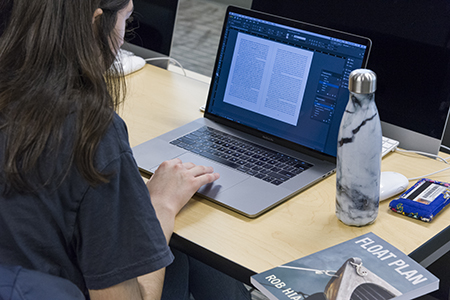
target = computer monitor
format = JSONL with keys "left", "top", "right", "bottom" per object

{"left": 251, "top": 0, "right": 450, "bottom": 154}
{"left": 123, "top": 0, "right": 178, "bottom": 68}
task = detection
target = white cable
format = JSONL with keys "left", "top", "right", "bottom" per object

{"left": 395, "top": 148, "right": 449, "bottom": 164}
{"left": 144, "top": 57, "right": 187, "bottom": 77}
{"left": 407, "top": 166, "right": 450, "bottom": 181}
{"left": 440, "top": 144, "right": 450, "bottom": 162}
{"left": 393, "top": 148, "right": 450, "bottom": 180}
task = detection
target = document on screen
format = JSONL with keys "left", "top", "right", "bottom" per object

{"left": 223, "top": 32, "right": 314, "bottom": 126}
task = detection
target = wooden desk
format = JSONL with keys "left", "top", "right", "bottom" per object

{"left": 121, "top": 64, "right": 450, "bottom": 284}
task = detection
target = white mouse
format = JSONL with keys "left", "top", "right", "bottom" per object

{"left": 120, "top": 54, "right": 146, "bottom": 75}
{"left": 379, "top": 171, "right": 409, "bottom": 201}
{"left": 112, "top": 49, "right": 146, "bottom": 76}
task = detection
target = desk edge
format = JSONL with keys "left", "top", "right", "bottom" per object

{"left": 170, "top": 233, "right": 256, "bottom": 285}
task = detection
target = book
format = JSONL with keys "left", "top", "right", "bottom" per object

{"left": 251, "top": 232, "right": 439, "bottom": 300}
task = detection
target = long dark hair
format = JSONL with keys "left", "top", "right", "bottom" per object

{"left": 0, "top": 0, "right": 131, "bottom": 193}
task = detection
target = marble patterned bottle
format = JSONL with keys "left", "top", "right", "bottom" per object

{"left": 336, "top": 69, "right": 382, "bottom": 226}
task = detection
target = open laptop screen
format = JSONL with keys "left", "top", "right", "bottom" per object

{"left": 205, "top": 7, "right": 371, "bottom": 158}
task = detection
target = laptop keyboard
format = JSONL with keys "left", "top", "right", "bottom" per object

{"left": 170, "top": 126, "right": 313, "bottom": 185}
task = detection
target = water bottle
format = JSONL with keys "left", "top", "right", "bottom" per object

{"left": 335, "top": 69, "right": 381, "bottom": 226}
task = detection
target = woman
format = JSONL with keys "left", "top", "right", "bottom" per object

{"left": 0, "top": 0, "right": 250, "bottom": 299}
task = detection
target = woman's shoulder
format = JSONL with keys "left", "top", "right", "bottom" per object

{"left": 94, "top": 113, "right": 133, "bottom": 169}
{"left": 110, "top": 113, "right": 129, "bottom": 142}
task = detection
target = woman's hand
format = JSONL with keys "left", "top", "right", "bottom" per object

{"left": 146, "top": 158, "right": 219, "bottom": 242}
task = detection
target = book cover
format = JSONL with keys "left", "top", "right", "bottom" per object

{"left": 251, "top": 232, "right": 439, "bottom": 300}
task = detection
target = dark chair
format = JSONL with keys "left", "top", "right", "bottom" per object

{"left": 0, "top": 265, "right": 84, "bottom": 300}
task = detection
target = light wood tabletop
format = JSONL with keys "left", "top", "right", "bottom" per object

{"left": 120, "top": 64, "right": 450, "bottom": 283}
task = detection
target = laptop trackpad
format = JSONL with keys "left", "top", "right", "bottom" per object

{"left": 175, "top": 152, "right": 249, "bottom": 197}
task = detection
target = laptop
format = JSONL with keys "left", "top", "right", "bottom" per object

{"left": 132, "top": 6, "right": 372, "bottom": 218}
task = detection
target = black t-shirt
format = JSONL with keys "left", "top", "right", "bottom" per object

{"left": 0, "top": 113, "right": 173, "bottom": 296}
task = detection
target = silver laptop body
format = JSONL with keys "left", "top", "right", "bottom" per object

{"left": 133, "top": 6, "right": 372, "bottom": 218}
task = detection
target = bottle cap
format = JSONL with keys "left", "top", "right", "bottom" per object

{"left": 349, "top": 69, "right": 377, "bottom": 94}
